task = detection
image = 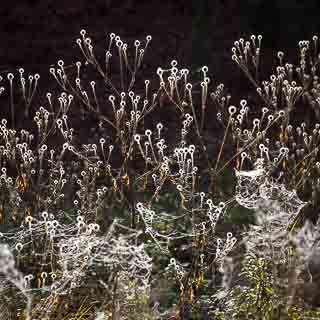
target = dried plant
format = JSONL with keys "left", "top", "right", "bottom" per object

{"left": 1, "top": 30, "right": 320, "bottom": 320}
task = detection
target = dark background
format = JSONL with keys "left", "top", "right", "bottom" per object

{"left": 0, "top": 0, "right": 319, "bottom": 173}
{"left": 1, "top": 0, "right": 320, "bottom": 146}
{"left": 1, "top": 0, "right": 320, "bottom": 97}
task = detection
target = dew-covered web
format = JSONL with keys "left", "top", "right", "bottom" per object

{"left": 234, "top": 157, "right": 307, "bottom": 260}
{"left": 0, "top": 243, "right": 33, "bottom": 316}
{"left": 0, "top": 216, "right": 152, "bottom": 296}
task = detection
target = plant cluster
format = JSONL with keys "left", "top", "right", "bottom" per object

{"left": 0, "top": 29, "right": 320, "bottom": 319}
